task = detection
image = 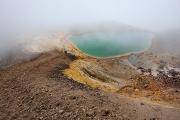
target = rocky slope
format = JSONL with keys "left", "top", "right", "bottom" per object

{"left": 0, "top": 50, "right": 180, "bottom": 120}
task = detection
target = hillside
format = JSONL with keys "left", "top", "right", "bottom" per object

{"left": 0, "top": 50, "right": 180, "bottom": 120}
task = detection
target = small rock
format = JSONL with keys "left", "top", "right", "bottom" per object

{"left": 55, "top": 102, "right": 61, "bottom": 107}
{"left": 133, "top": 109, "right": 136, "bottom": 112}
{"left": 69, "top": 95, "right": 77, "bottom": 100}
{"left": 39, "top": 117, "right": 43, "bottom": 120}
{"left": 175, "top": 89, "right": 179, "bottom": 92}
{"left": 144, "top": 84, "right": 148, "bottom": 88}
{"left": 86, "top": 111, "right": 96, "bottom": 117}
{"left": 140, "top": 103, "right": 144, "bottom": 105}
{"left": 101, "top": 109, "right": 110, "bottom": 116}
{"left": 58, "top": 110, "right": 64, "bottom": 114}
{"left": 135, "top": 89, "right": 139, "bottom": 92}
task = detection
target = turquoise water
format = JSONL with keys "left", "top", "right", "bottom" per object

{"left": 70, "top": 32, "right": 151, "bottom": 58}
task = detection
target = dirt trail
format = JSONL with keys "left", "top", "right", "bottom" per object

{"left": 0, "top": 50, "right": 180, "bottom": 120}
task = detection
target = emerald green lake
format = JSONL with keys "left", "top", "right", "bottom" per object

{"left": 70, "top": 32, "right": 151, "bottom": 58}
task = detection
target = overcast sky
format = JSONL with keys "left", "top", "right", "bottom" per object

{"left": 0, "top": 0, "right": 180, "bottom": 35}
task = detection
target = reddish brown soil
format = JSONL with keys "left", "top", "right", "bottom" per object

{"left": 0, "top": 50, "right": 179, "bottom": 120}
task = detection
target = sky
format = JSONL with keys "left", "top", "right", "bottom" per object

{"left": 0, "top": 0, "right": 180, "bottom": 35}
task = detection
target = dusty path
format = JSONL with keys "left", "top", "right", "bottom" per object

{"left": 0, "top": 50, "right": 179, "bottom": 120}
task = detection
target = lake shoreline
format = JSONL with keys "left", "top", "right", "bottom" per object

{"left": 67, "top": 37, "right": 152, "bottom": 59}
{"left": 68, "top": 32, "right": 153, "bottom": 59}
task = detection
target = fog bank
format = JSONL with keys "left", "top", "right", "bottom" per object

{"left": 0, "top": 0, "right": 180, "bottom": 67}
{"left": 1, "top": 0, "right": 180, "bottom": 33}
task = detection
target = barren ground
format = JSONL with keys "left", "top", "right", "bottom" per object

{"left": 0, "top": 50, "right": 180, "bottom": 120}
